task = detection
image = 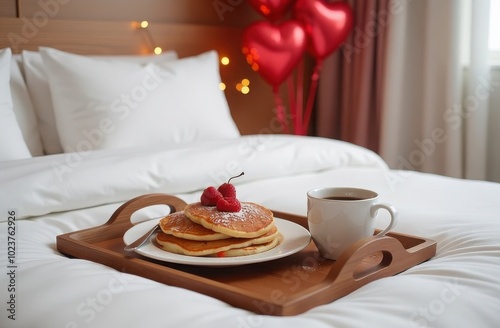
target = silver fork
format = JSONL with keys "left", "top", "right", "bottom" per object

{"left": 124, "top": 223, "right": 160, "bottom": 252}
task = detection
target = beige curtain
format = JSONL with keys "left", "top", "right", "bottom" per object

{"left": 316, "top": 0, "right": 492, "bottom": 180}
{"left": 379, "top": 0, "right": 491, "bottom": 179}
{"left": 316, "top": 0, "right": 390, "bottom": 153}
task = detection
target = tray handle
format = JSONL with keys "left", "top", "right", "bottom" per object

{"left": 328, "top": 235, "right": 409, "bottom": 283}
{"left": 107, "top": 193, "right": 187, "bottom": 226}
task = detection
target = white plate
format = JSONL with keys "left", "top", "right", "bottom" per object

{"left": 123, "top": 217, "right": 311, "bottom": 267}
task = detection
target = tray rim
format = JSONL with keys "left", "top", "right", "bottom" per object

{"left": 56, "top": 193, "right": 437, "bottom": 316}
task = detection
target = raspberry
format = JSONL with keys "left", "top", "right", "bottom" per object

{"left": 217, "top": 183, "right": 236, "bottom": 198}
{"left": 200, "top": 186, "right": 223, "bottom": 206}
{"left": 216, "top": 197, "right": 241, "bottom": 212}
{"left": 217, "top": 172, "right": 244, "bottom": 198}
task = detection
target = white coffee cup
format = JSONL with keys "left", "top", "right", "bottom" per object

{"left": 307, "top": 187, "right": 398, "bottom": 260}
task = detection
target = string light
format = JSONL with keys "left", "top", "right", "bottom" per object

{"left": 135, "top": 20, "right": 162, "bottom": 55}
{"left": 219, "top": 55, "right": 251, "bottom": 95}
{"left": 236, "top": 78, "right": 250, "bottom": 94}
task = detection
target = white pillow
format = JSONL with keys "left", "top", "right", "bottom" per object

{"left": 22, "top": 49, "right": 180, "bottom": 154}
{"left": 10, "top": 54, "right": 44, "bottom": 156}
{"left": 39, "top": 47, "right": 240, "bottom": 152}
{"left": 0, "top": 48, "right": 32, "bottom": 161}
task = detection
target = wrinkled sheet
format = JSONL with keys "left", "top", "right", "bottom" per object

{"left": 1, "top": 135, "right": 499, "bottom": 328}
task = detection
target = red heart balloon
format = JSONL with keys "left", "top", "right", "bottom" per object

{"left": 247, "top": 0, "right": 294, "bottom": 21}
{"left": 294, "top": 0, "right": 353, "bottom": 60}
{"left": 242, "top": 21, "right": 307, "bottom": 86}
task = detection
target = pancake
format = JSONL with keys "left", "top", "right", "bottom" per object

{"left": 155, "top": 224, "right": 279, "bottom": 256}
{"left": 159, "top": 211, "right": 230, "bottom": 241}
{"left": 215, "top": 233, "right": 283, "bottom": 257}
{"left": 184, "top": 202, "right": 274, "bottom": 238}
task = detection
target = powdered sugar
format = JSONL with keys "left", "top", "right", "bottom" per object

{"left": 186, "top": 202, "right": 274, "bottom": 230}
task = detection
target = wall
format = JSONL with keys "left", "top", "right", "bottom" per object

{"left": 0, "top": 0, "right": 17, "bottom": 16}
{"left": 1, "top": 0, "right": 260, "bottom": 26}
{"left": 487, "top": 66, "right": 500, "bottom": 182}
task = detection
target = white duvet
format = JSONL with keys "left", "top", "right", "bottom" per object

{"left": 1, "top": 135, "right": 499, "bottom": 328}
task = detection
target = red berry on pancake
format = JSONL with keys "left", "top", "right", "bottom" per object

{"left": 216, "top": 197, "right": 241, "bottom": 212}
{"left": 217, "top": 183, "right": 236, "bottom": 198}
{"left": 217, "top": 172, "right": 244, "bottom": 197}
{"left": 200, "top": 186, "right": 223, "bottom": 206}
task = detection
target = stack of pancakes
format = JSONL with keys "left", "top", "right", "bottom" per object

{"left": 155, "top": 202, "right": 280, "bottom": 257}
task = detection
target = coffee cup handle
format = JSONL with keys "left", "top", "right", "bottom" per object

{"left": 370, "top": 203, "right": 398, "bottom": 236}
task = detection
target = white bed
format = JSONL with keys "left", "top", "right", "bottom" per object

{"left": 1, "top": 20, "right": 500, "bottom": 328}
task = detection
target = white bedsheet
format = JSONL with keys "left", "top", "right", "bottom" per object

{"left": 1, "top": 135, "right": 499, "bottom": 328}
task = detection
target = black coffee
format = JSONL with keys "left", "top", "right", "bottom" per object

{"left": 324, "top": 196, "right": 363, "bottom": 201}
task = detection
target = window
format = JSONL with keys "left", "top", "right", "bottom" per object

{"left": 490, "top": 0, "right": 500, "bottom": 63}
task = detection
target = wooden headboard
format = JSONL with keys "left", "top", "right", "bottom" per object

{"left": 0, "top": 16, "right": 277, "bottom": 135}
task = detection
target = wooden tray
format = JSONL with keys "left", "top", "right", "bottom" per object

{"left": 56, "top": 193, "right": 437, "bottom": 316}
